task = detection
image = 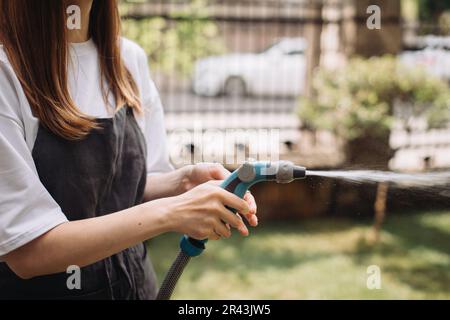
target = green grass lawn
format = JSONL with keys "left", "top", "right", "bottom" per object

{"left": 147, "top": 211, "right": 450, "bottom": 299}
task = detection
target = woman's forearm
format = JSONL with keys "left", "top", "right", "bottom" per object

{"left": 4, "top": 199, "right": 174, "bottom": 279}
{"left": 144, "top": 167, "right": 190, "bottom": 201}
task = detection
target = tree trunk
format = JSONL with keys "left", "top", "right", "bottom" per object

{"left": 373, "top": 181, "right": 389, "bottom": 243}
{"left": 344, "top": 132, "right": 393, "bottom": 243}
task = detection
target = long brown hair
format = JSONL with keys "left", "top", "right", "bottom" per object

{"left": 0, "top": 0, "right": 141, "bottom": 140}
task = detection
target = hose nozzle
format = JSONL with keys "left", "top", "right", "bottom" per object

{"left": 273, "top": 161, "right": 306, "bottom": 184}
{"left": 293, "top": 165, "right": 307, "bottom": 179}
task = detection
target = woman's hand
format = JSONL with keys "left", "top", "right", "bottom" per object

{"left": 181, "top": 163, "right": 230, "bottom": 191}
{"left": 164, "top": 181, "right": 254, "bottom": 240}
{"left": 181, "top": 163, "right": 258, "bottom": 227}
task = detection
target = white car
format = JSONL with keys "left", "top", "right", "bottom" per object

{"left": 192, "top": 38, "right": 307, "bottom": 97}
{"left": 400, "top": 36, "right": 450, "bottom": 81}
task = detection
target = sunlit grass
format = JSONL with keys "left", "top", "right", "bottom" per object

{"left": 147, "top": 211, "right": 450, "bottom": 299}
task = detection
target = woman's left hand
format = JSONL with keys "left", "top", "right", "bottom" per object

{"left": 181, "top": 163, "right": 258, "bottom": 227}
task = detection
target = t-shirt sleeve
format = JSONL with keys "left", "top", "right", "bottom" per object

{"left": 136, "top": 49, "right": 174, "bottom": 176}
{"left": 0, "top": 64, "right": 68, "bottom": 258}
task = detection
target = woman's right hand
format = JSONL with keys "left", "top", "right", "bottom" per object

{"left": 163, "top": 181, "right": 252, "bottom": 240}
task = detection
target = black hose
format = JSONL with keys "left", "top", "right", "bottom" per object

{"left": 156, "top": 251, "right": 191, "bottom": 300}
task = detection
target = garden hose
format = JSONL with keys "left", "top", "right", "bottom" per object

{"left": 156, "top": 250, "right": 191, "bottom": 300}
{"left": 156, "top": 160, "right": 307, "bottom": 300}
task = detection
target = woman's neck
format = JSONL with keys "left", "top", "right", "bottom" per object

{"left": 66, "top": 0, "right": 94, "bottom": 43}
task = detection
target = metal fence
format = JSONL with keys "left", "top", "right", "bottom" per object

{"left": 121, "top": 0, "right": 450, "bottom": 170}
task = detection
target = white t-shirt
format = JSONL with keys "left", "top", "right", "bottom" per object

{"left": 0, "top": 38, "right": 173, "bottom": 257}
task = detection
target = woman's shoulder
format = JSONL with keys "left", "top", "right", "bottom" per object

{"left": 0, "top": 45, "right": 29, "bottom": 122}
{"left": 0, "top": 46, "right": 18, "bottom": 96}
{"left": 120, "top": 37, "right": 155, "bottom": 92}
{"left": 0, "top": 45, "right": 10, "bottom": 65}
{"left": 120, "top": 37, "right": 147, "bottom": 64}
{"left": 0, "top": 45, "right": 19, "bottom": 85}
{"left": 120, "top": 37, "right": 151, "bottom": 81}
{"left": 0, "top": 46, "right": 22, "bottom": 95}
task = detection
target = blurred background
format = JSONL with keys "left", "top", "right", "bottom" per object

{"left": 120, "top": 0, "right": 449, "bottom": 299}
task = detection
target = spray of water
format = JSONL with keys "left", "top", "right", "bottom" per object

{"left": 306, "top": 170, "right": 450, "bottom": 188}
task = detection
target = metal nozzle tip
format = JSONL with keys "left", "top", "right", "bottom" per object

{"left": 293, "top": 166, "right": 307, "bottom": 179}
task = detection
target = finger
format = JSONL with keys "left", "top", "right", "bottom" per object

{"left": 248, "top": 214, "right": 258, "bottom": 227}
{"left": 243, "top": 212, "right": 258, "bottom": 227}
{"left": 241, "top": 192, "right": 258, "bottom": 226}
{"left": 219, "top": 189, "right": 250, "bottom": 215}
{"left": 213, "top": 219, "right": 232, "bottom": 238}
{"left": 217, "top": 205, "right": 242, "bottom": 229}
{"left": 208, "top": 232, "right": 221, "bottom": 241}
{"left": 244, "top": 192, "right": 257, "bottom": 215}
{"left": 218, "top": 207, "right": 249, "bottom": 236}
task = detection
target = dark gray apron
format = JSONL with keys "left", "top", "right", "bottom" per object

{"left": 0, "top": 107, "right": 158, "bottom": 300}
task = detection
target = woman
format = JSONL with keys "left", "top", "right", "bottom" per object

{"left": 0, "top": 0, "right": 257, "bottom": 299}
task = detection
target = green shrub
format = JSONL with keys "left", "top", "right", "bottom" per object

{"left": 298, "top": 55, "right": 450, "bottom": 143}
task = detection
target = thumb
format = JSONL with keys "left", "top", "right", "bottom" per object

{"left": 207, "top": 163, "right": 230, "bottom": 180}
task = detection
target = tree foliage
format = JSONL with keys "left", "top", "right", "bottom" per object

{"left": 298, "top": 56, "right": 450, "bottom": 142}
{"left": 121, "top": 0, "right": 225, "bottom": 76}
{"left": 417, "top": 0, "right": 450, "bottom": 22}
